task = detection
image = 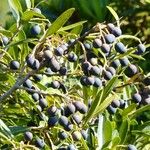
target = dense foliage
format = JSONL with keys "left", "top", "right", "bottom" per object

{"left": 0, "top": 1, "right": 150, "bottom": 150}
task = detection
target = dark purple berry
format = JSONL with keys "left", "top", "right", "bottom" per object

{"left": 119, "top": 99, "right": 125, "bottom": 108}
{"left": 104, "top": 71, "right": 113, "bottom": 80}
{"left": 35, "top": 138, "right": 45, "bottom": 148}
{"left": 39, "top": 98, "right": 48, "bottom": 108}
{"left": 101, "top": 44, "right": 110, "bottom": 53}
{"left": 71, "top": 114, "right": 82, "bottom": 124}
{"left": 59, "top": 67, "right": 67, "bottom": 75}
{"left": 86, "top": 76, "right": 95, "bottom": 85}
{"left": 111, "top": 99, "right": 120, "bottom": 108}
{"left": 54, "top": 46, "right": 64, "bottom": 56}
{"left": 93, "top": 38, "right": 102, "bottom": 48}
{"left": 59, "top": 116, "right": 69, "bottom": 127}
{"left": 9, "top": 60, "right": 20, "bottom": 70}
{"left": 26, "top": 54, "right": 35, "bottom": 68}
{"left": 93, "top": 77, "right": 102, "bottom": 87}
{"left": 2, "top": 36, "right": 9, "bottom": 45}
{"left": 32, "top": 59, "right": 40, "bottom": 70}
{"left": 115, "top": 42, "right": 127, "bottom": 54}
{"left": 33, "top": 74, "right": 42, "bottom": 82}
{"left": 105, "top": 34, "right": 116, "bottom": 44}
{"left": 107, "top": 23, "right": 115, "bottom": 32}
{"left": 47, "top": 106, "right": 58, "bottom": 116}
{"left": 120, "top": 57, "right": 129, "bottom": 66}
{"left": 135, "top": 43, "right": 146, "bottom": 55}
{"left": 107, "top": 105, "right": 116, "bottom": 114}
{"left": 31, "top": 25, "right": 41, "bottom": 35}
{"left": 90, "top": 66, "right": 102, "bottom": 76}
{"left": 49, "top": 57, "right": 60, "bottom": 72}
{"left": 72, "top": 131, "right": 82, "bottom": 141}
{"left": 58, "top": 131, "right": 68, "bottom": 140}
{"left": 23, "top": 79, "right": 32, "bottom": 89}
{"left": 111, "top": 59, "right": 121, "bottom": 68}
{"left": 32, "top": 93, "right": 40, "bottom": 101}
{"left": 81, "top": 130, "right": 88, "bottom": 140}
{"left": 127, "top": 144, "right": 137, "bottom": 150}
{"left": 44, "top": 50, "right": 53, "bottom": 60}
{"left": 67, "top": 144, "right": 76, "bottom": 150}
{"left": 126, "top": 64, "right": 138, "bottom": 77}
{"left": 64, "top": 123, "right": 73, "bottom": 131}
{"left": 112, "top": 27, "right": 122, "bottom": 37}
{"left": 143, "top": 77, "right": 150, "bottom": 86}
{"left": 48, "top": 116, "right": 58, "bottom": 127}
{"left": 80, "top": 76, "right": 87, "bottom": 86}
{"left": 24, "top": 131, "right": 33, "bottom": 141}
{"left": 65, "top": 103, "right": 76, "bottom": 116}
{"left": 107, "top": 67, "right": 116, "bottom": 75}
{"left": 51, "top": 80, "right": 60, "bottom": 89}
{"left": 84, "top": 42, "right": 92, "bottom": 50}
{"left": 68, "top": 52, "right": 78, "bottom": 62}
{"left": 132, "top": 93, "right": 142, "bottom": 103}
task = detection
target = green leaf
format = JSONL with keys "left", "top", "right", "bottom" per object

{"left": 8, "top": 0, "right": 21, "bottom": 22}
{"left": 112, "top": 137, "right": 121, "bottom": 148}
{"left": 21, "top": 10, "right": 45, "bottom": 21}
{"left": 119, "top": 119, "right": 129, "bottom": 144}
{"left": 25, "top": 0, "right": 31, "bottom": 9}
{"left": 0, "top": 29, "right": 13, "bottom": 37}
{"left": 71, "top": 25, "right": 83, "bottom": 35}
{"left": 122, "top": 104, "right": 137, "bottom": 117}
{"left": 58, "top": 21, "right": 87, "bottom": 31}
{"left": 107, "top": 6, "right": 119, "bottom": 27}
{"left": 103, "top": 120, "right": 112, "bottom": 143}
{"left": 44, "top": 8, "right": 75, "bottom": 37}
{"left": 9, "top": 126, "right": 28, "bottom": 135}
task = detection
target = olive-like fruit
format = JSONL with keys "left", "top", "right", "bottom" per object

{"left": 9, "top": 60, "right": 20, "bottom": 70}
{"left": 31, "top": 25, "right": 41, "bottom": 35}
{"left": 93, "top": 38, "right": 102, "bottom": 48}
{"left": 24, "top": 131, "right": 33, "bottom": 141}
{"left": 32, "top": 93, "right": 40, "bottom": 101}
{"left": 58, "top": 131, "right": 68, "bottom": 140}
{"left": 23, "top": 79, "right": 32, "bottom": 89}
{"left": 35, "top": 138, "right": 45, "bottom": 148}
{"left": 72, "top": 131, "right": 82, "bottom": 141}
{"left": 115, "top": 42, "right": 127, "bottom": 54}
{"left": 127, "top": 144, "right": 137, "bottom": 150}
{"left": 132, "top": 93, "right": 142, "bottom": 103}
{"left": 48, "top": 116, "right": 58, "bottom": 127}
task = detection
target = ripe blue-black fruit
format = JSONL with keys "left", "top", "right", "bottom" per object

{"left": 86, "top": 76, "right": 95, "bottom": 85}
{"left": 24, "top": 131, "right": 33, "bottom": 141}
{"left": 68, "top": 39, "right": 75, "bottom": 45}
{"left": 80, "top": 76, "right": 87, "bottom": 86}
{"left": 59, "top": 67, "right": 67, "bottom": 76}
{"left": 112, "top": 27, "right": 122, "bottom": 37}
{"left": 65, "top": 103, "right": 76, "bottom": 116}
{"left": 107, "top": 67, "right": 116, "bottom": 75}
{"left": 60, "top": 44, "right": 68, "bottom": 51}
{"left": 120, "top": 57, "right": 129, "bottom": 66}
{"left": 107, "top": 23, "right": 115, "bottom": 32}
{"left": 32, "top": 59, "right": 40, "bottom": 70}
{"left": 44, "top": 50, "right": 53, "bottom": 60}
{"left": 32, "top": 93, "right": 40, "bottom": 101}
{"left": 111, "top": 59, "right": 121, "bottom": 68}
{"left": 90, "top": 66, "right": 102, "bottom": 76}
{"left": 31, "top": 24, "right": 41, "bottom": 35}
{"left": 107, "top": 105, "right": 116, "bottom": 114}
{"left": 59, "top": 116, "right": 69, "bottom": 127}
{"left": 81, "top": 130, "right": 88, "bottom": 140}
{"left": 84, "top": 42, "right": 92, "bottom": 50}
{"left": 71, "top": 114, "right": 82, "bottom": 124}
{"left": 93, "top": 38, "right": 102, "bottom": 48}
{"left": 119, "top": 99, "right": 125, "bottom": 108}
{"left": 33, "top": 8, "right": 41, "bottom": 14}
{"left": 126, "top": 64, "right": 138, "bottom": 77}
{"left": 67, "top": 144, "right": 76, "bottom": 150}
{"left": 74, "top": 101, "right": 88, "bottom": 114}
{"left": 54, "top": 46, "right": 64, "bottom": 56}
{"left": 104, "top": 34, "right": 116, "bottom": 44}
{"left": 49, "top": 57, "right": 60, "bottom": 72}
{"left": 9, "top": 60, "right": 20, "bottom": 70}
{"left": 115, "top": 42, "right": 127, "bottom": 54}
{"left": 135, "top": 43, "right": 146, "bottom": 55}
{"left": 132, "top": 93, "right": 142, "bottom": 103}
{"left": 93, "top": 77, "right": 102, "bottom": 87}
{"left": 45, "top": 67, "right": 53, "bottom": 75}
{"left": 111, "top": 99, "right": 120, "bottom": 108}
{"left": 48, "top": 116, "right": 58, "bottom": 127}
{"left": 35, "top": 138, "right": 45, "bottom": 148}
{"left": 101, "top": 44, "right": 110, "bottom": 53}
{"left": 104, "top": 71, "right": 113, "bottom": 80}
{"left": 143, "top": 77, "right": 150, "bottom": 86}
{"left": 51, "top": 80, "right": 60, "bottom": 89}
{"left": 58, "top": 131, "right": 68, "bottom": 140}
{"left": 89, "top": 57, "right": 98, "bottom": 66}
{"left": 127, "top": 144, "right": 137, "bottom": 150}
{"left": 1, "top": 36, "right": 9, "bottom": 45}
{"left": 23, "top": 79, "right": 32, "bottom": 89}
{"left": 60, "top": 83, "right": 67, "bottom": 93}
{"left": 39, "top": 98, "right": 48, "bottom": 108}
{"left": 143, "top": 97, "right": 150, "bottom": 105}
{"left": 47, "top": 105, "right": 58, "bottom": 116}
{"left": 33, "top": 74, "right": 42, "bottom": 82}
{"left": 72, "top": 131, "right": 82, "bottom": 141}
{"left": 68, "top": 52, "right": 78, "bottom": 62}
{"left": 82, "top": 61, "right": 91, "bottom": 75}
{"left": 64, "top": 123, "right": 73, "bottom": 131}
{"left": 26, "top": 54, "right": 35, "bottom": 68}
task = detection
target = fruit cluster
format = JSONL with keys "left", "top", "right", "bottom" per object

{"left": 1, "top": 9, "right": 149, "bottom": 149}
